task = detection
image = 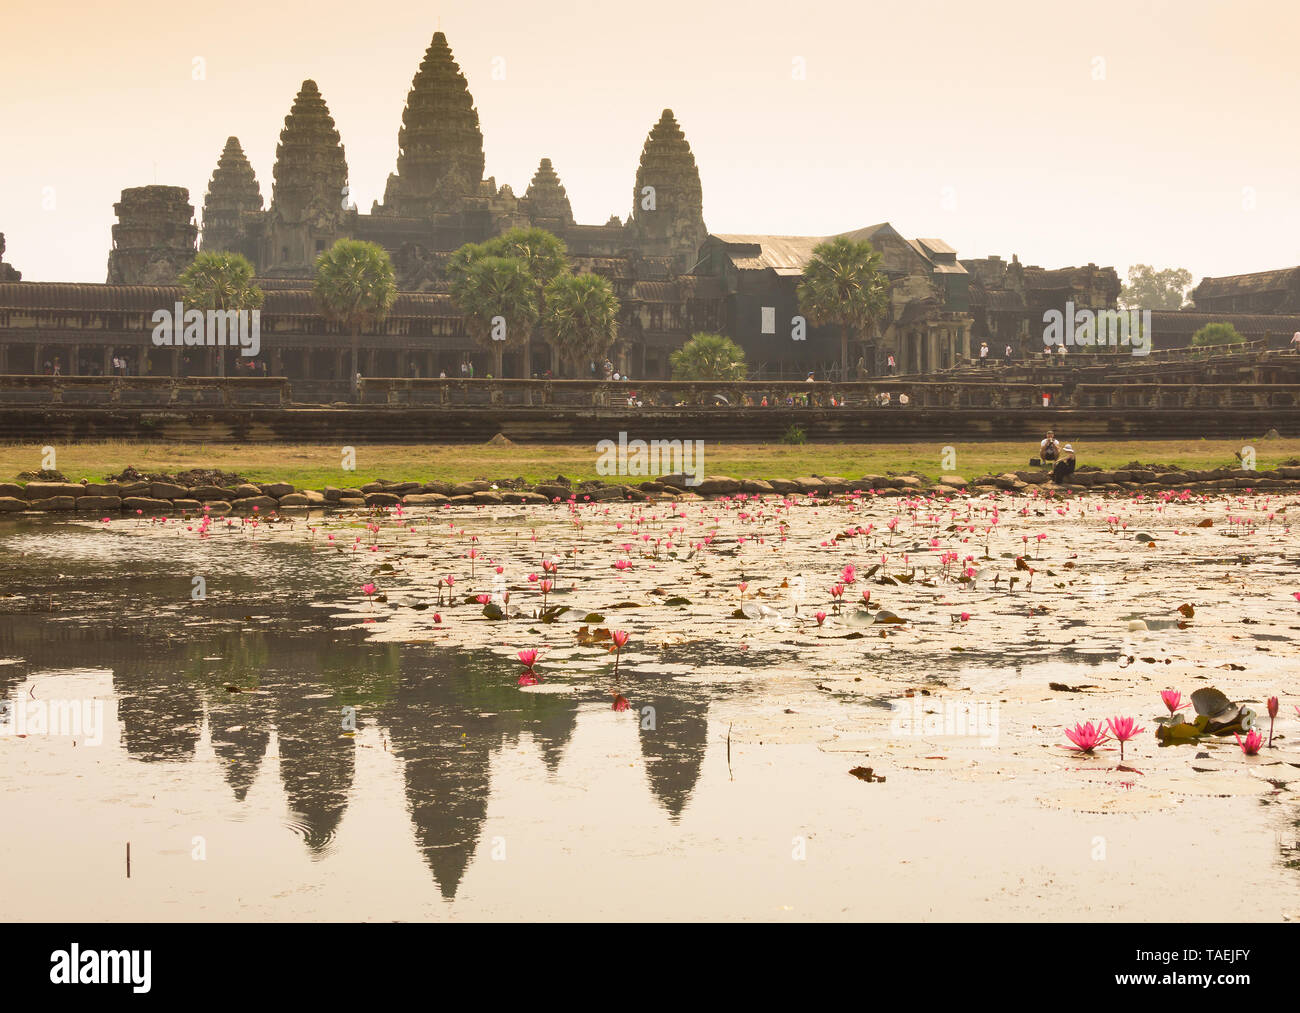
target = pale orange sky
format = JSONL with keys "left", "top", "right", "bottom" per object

{"left": 2, "top": 0, "right": 1298, "bottom": 285}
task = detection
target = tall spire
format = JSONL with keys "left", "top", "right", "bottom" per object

{"left": 524, "top": 158, "right": 573, "bottom": 225}
{"left": 270, "top": 80, "right": 348, "bottom": 225}
{"left": 266, "top": 80, "right": 349, "bottom": 273}
{"left": 201, "top": 137, "right": 263, "bottom": 254}
{"left": 632, "top": 109, "right": 706, "bottom": 271}
{"left": 379, "top": 32, "right": 486, "bottom": 217}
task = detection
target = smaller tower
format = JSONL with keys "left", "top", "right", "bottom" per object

{"left": 265, "top": 80, "right": 349, "bottom": 275}
{"left": 523, "top": 158, "right": 574, "bottom": 229}
{"left": 201, "top": 137, "right": 264, "bottom": 258}
{"left": 105, "top": 186, "right": 197, "bottom": 285}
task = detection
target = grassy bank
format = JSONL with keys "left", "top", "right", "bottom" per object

{"left": 2, "top": 438, "right": 1296, "bottom": 489}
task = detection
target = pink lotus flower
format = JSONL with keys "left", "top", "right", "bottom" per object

{"left": 1063, "top": 721, "right": 1111, "bottom": 753}
{"left": 1267, "top": 696, "right": 1279, "bottom": 748}
{"left": 1106, "top": 716, "right": 1146, "bottom": 761}
{"left": 1235, "top": 729, "right": 1264, "bottom": 756}
{"left": 1160, "top": 690, "right": 1189, "bottom": 716}
{"left": 518, "top": 648, "right": 540, "bottom": 669}
{"left": 814, "top": 611, "right": 827, "bottom": 627}
{"left": 959, "top": 612, "right": 970, "bottom": 622}
{"left": 476, "top": 593, "right": 491, "bottom": 605}
{"left": 612, "top": 694, "right": 629, "bottom": 712}
{"left": 433, "top": 613, "right": 441, "bottom": 623}
{"left": 609, "top": 629, "right": 630, "bottom": 679}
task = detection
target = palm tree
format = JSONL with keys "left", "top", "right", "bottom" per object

{"left": 543, "top": 273, "right": 620, "bottom": 377}
{"left": 449, "top": 255, "right": 538, "bottom": 378}
{"left": 669, "top": 332, "right": 747, "bottom": 380}
{"left": 312, "top": 239, "right": 397, "bottom": 393}
{"left": 481, "top": 228, "right": 568, "bottom": 379}
{"left": 177, "top": 252, "right": 264, "bottom": 377}
{"left": 797, "top": 236, "right": 889, "bottom": 379}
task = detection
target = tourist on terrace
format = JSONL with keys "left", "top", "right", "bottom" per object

{"left": 1004, "top": 344, "right": 1013, "bottom": 361}
{"left": 886, "top": 353, "right": 896, "bottom": 375}
{"left": 1040, "top": 431, "right": 1061, "bottom": 462}
{"left": 979, "top": 342, "right": 989, "bottom": 365}
{"left": 1291, "top": 331, "right": 1300, "bottom": 353}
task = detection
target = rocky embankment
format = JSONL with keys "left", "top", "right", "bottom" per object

{"left": 3, "top": 464, "right": 1300, "bottom": 515}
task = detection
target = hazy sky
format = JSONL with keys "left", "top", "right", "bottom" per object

{"left": 3, "top": 0, "right": 1298, "bottom": 285}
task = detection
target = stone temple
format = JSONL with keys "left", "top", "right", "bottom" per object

{"left": 3, "top": 30, "right": 1299, "bottom": 380}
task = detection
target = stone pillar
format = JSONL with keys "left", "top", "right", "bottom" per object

{"left": 33, "top": 343, "right": 43, "bottom": 374}
{"left": 69, "top": 345, "right": 80, "bottom": 376}
{"left": 171, "top": 348, "right": 180, "bottom": 377}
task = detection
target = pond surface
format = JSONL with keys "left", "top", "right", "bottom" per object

{"left": 1, "top": 490, "right": 1298, "bottom": 921}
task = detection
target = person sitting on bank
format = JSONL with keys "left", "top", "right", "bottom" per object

{"left": 1040, "top": 431, "right": 1061, "bottom": 462}
{"left": 1051, "top": 444, "right": 1077, "bottom": 484}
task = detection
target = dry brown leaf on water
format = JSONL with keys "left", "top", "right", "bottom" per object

{"left": 1177, "top": 603, "right": 1195, "bottom": 618}
{"left": 574, "top": 625, "right": 612, "bottom": 646}
{"left": 1197, "top": 519, "right": 1214, "bottom": 527}
{"left": 849, "top": 766, "right": 886, "bottom": 783}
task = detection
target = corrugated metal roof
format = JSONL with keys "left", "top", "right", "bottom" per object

{"left": 1193, "top": 268, "right": 1300, "bottom": 298}
{"left": 710, "top": 223, "right": 958, "bottom": 276}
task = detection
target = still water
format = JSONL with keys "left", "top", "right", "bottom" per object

{"left": 1, "top": 513, "right": 1297, "bottom": 921}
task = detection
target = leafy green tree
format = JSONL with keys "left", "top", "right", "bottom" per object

{"left": 1120, "top": 264, "right": 1192, "bottom": 310}
{"left": 178, "top": 252, "right": 264, "bottom": 377}
{"left": 669, "top": 332, "right": 748, "bottom": 381}
{"left": 798, "top": 237, "right": 890, "bottom": 379}
{"left": 543, "top": 273, "right": 620, "bottom": 376}
{"left": 312, "top": 239, "right": 397, "bottom": 389}
{"left": 449, "top": 255, "right": 539, "bottom": 378}
{"left": 481, "top": 228, "right": 569, "bottom": 378}
{"left": 1191, "top": 321, "right": 1246, "bottom": 348}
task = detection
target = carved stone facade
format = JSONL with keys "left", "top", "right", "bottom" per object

{"left": 963, "top": 255, "right": 1121, "bottom": 356}
{"left": 699, "top": 224, "right": 973, "bottom": 376}
{"left": 105, "top": 186, "right": 198, "bottom": 285}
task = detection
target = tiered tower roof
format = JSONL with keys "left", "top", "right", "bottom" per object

{"left": 632, "top": 109, "right": 706, "bottom": 269}
{"left": 201, "top": 137, "right": 263, "bottom": 252}
{"left": 380, "top": 32, "right": 486, "bottom": 217}
{"left": 271, "top": 80, "right": 348, "bottom": 224}
{"left": 523, "top": 158, "right": 573, "bottom": 225}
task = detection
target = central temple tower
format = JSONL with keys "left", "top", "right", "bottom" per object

{"left": 376, "top": 32, "right": 486, "bottom": 218}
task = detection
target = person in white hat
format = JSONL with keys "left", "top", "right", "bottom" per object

{"left": 1052, "top": 443, "right": 1077, "bottom": 484}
